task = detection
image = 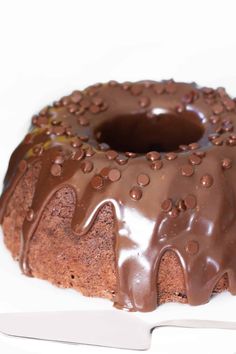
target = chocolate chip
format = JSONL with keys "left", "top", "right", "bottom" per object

{"left": 165, "top": 80, "right": 177, "bottom": 93}
{"left": 209, "top": 115, "right": 220, "bottom": 124}
{"left": 71, "top": 91, "right": 82, "bottom": 103}
{"left": 24, "top": 133, "right": 34, "bottom": 144}
{"left": 169, "top": 207, "right": 179, "bottom": 218}
{"left": 68, "top": 104, "right": 78, "bottom": 114}
{"left": 181, "top": 165, "right": 194, "bottom": 177}
{"left": 72, "top": 149, "right": 85, "bottom": 161}
{"left": 129, "top": 186, "right": 142, "bottom": 200}
{"left": 108, "top": 168, "right": 121, "bottom": 182}
{"left": 161, "top": 199, "right": 173, "bottom": 212}
{"left": 185, "top": 240, "right": 199, "bottom": 255}
{"left": 100, "top": 167, "right": 110, "bottom": 178}
{"left": 177, "top": 199, "right": 186, "bottom": 212}
{"left": 108, "top": 80, "right": 118, "bottom": 87}
{"left": 89, "top": 104, "right": 100, "bottom": 114}
{"left": 195, "top": 151, "right": 206, "bottom": 158}
{"left": 81, "top": 160, "right": 93, "bottom": 173}
{"left": 212, "top": 103, "right": 224, "bottom": 115}
{"left": 184, "top": 195, "right": 197, "bottom": 209}
{"left": 53, "top": 155, "right": 64, "bottom": 164}
{"left": 146, "top": 151, "right": 161, "bottom": 161}
{"left": 80, "top": 98, "right": 90, "bottom": 109}
{"left": 200, "top": 174, "right": 213, "bottom": 188}
{"left": 188, "top": 142, "right": 199, "bottom": 150}
{"left": 137, "top": 173, "right": 150, "bottom": 186}
{"left": 71, "top": 137, "right": 82, "bottom": 148}
{"left": 211, "top": 137, "right": 223, "bottom": 146}
{"left": 61, "top": 96, "right": 70, "bottom": 106}
{"left": 84, "top": 146, "right": 95, "bottom": 157}
{"left": 92, "top": 97, "right": 103, "bottom": 106}
{"left": 26, "top": 209, "right": 34, "bottom": 222}
{"left": 77, "top": 116, "right": 89, "bottom": 126}
{"left": 53, "top": 126, "right": 65, "bottom": 136}
{"left": 165, "top": 152, "right": 177, "bottom": 160}
{"left": 18, "top": 160, "right": 27, "bottom": 172}
{"left": 188, "top": 154, "right": 202, "bottom": 165}
{"left": 50, "top": 163, "right": 62, "bottom": 177}
{"left": 130, "top": 84, "right": 143, "bottom": 96}
{"left": 179, "top": 145, "right": 189, "bottom": 151}
{"left": 116, "top": 155, "right": 128, "bottom": 165}
{"left": 226, "top": 137, "right": 236, "bottom": 146}
{"left": 91, "top": 175, "right": 104, "bottom": 190}
{"left": 138, "top": 96, "right": 150, "bottom": 108}
{"left": 222, "top": 158, "right": 232, "bottom": 169}
{"left": 153, "top": 83, "right": 165, "bottom": 95}
{"left": 151, "top": 160, "right": 163, "bottom": 170}
{"left": 125, "top": 152, "right": 137, "bottom": 158}
{"left": 106, "top": 150, "right": 118, "bottom": 160}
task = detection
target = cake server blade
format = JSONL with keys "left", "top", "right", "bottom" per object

{"left": 0, "top": 310, "right": 236, "bottom": 351}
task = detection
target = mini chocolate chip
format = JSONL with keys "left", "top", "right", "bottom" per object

{"left": 81, "top": 160, "right": 93, "bottom": 173}
{"left": 122, "top": 82, "right": 132, "bottom": 90}
{"left": 179, "top": 145, "right": 189, "bottom": 151}
{"left": 33, "top": 144, "right": 44, "bottom": 156}
{"left": 108, "top": 80, "right": 118, "bottom": 86}
{"left": 98, "top": 143, "right": 110, "bottom": 151}
{"left": 106, "top": 150, "right": 118, "bottom": 160}
{"left": 165, "top": 80, "right": 176, "bottom": 93}
{"left": 80, "top": 98, "right": 90, "bottom": 109}
{"left": 188, "top": 154, "right": 202, "bottom": 165}
{"left": 169, "top": 207, "right": 179, "bottom": 218}
{"left": 184, "top": 194, "right": 197, "bottom": 209}
{"left": 26, "top": 209, "right": 34, "bottom": 222}
{"left": 61, "top": 96, "right": 70, "bottom": 106}
{"left": 211, "top": 137, "right": 223, "bottom": 146}
{"left": 161, "top": 199, "right": 173, "bottom": 212}
{"left": 125, "top": 152, "right": 137, "bottom": 158}
{"left": 116, "top": 155, "right": 128, "bottom": 165}
{"left": 165, "top": 152, "right": 177, "bottom": 160}
{"left": 53, "top": 155, "right": 64, "bottom": 164}
{"left": 108, "top": 168, "right": 121, "bottom": 182}
{"left": 185, "top": 240, "right": 199, "bottom": 255}
{"left": 195, "top": 151, "right": 206, "bottom": 158}
{"left": 146, "top": 151, "right": 161, "bottom": 161}
{"left": 209, "top": 115, "right": 220, "bottom": 124}
{"left": 153, "top": 83, "right": 165, "bottom": 95}
{"left": 72, "top": 149, "right": 85, "bottom": 161}
{"left": 100, "top": 167, "right": 110, "bottom": 178}
{"left": 18, "top": 160, "right": 27, "bottom": 172}
{"left": 151, "top": 160, "right": 163, "bottom": 170}
{"left": 212, "top": 103, "right": 224, "bottom": 115}
{"left": 200, "top": 174, "right": 213, "bottom": 188}
{"left": 177, "top": 199, "right": 186, "bottom": 212}
{"left": 92, "top": 97, "right": 103, "bottom": 106}
{"left": 226, "top": 137, "right": 236, "bottom": 146}
{"left": 129, "top": 186, "right": 142, "bottom": 200}
{"left": 137, "top": 173, "right": 150, "bottom": 186}
{"left": 71, "top": 91, "right": 82, "bottom": 103}
{"left": 68, "top": 104, "right": 78, "bottom": 114}
{"left": 188, "top": 142, "right": 199, "bottom": 150}
{"left": 130, "top": 84, "right": 143, "bottom": 96}
{"left": 138, "top": 96, "right": 150, "bottom": 108}
{"left": 50, "top": 163, "right": 62, "bottom": 177}
{"left": 222, "top": 158, "right": 232, "bottom": 169}
{"left": 89, "top": 104, "right": 100, "bottom": 114}
{"left": 71, "top": 137, "right": 82, "bottom": 148}
{"left": 77, "top": 116, "right": 89, "bottom": 126}
{"left": 79, "top": 135, "right": 89, "bottom": 142}
{"left": 53, "top": 126, "right": 65, "bottom": 136}
{"left": 91, "top": 175, "right": 104, "bottom": 190}
{"left": 24, "top": 133, "right": 34, "bottom": 144}
{"left": 181, "top": 165, "right": 194, "bottom": 177}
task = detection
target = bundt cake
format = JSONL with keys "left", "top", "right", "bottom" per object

{"left": 1, "top": 79, "right": 235, "bottom": 312}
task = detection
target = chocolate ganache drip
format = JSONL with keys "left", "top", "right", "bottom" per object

{"left": 1, "top": 80, "right": 236, "bottom": 312}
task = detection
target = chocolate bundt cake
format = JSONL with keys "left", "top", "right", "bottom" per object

{"left": 1, "top": 79, "right": 236, "bottom": 312}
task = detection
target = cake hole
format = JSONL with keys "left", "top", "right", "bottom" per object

{"left": 95, "top": 111, "right": 204, "bottom": 153}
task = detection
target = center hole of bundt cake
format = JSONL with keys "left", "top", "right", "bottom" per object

{"left": 95, "top": 110, "right": 204, "bottom": 153}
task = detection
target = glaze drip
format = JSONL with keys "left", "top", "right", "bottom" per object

{"left": 1, "top": 80, "right": 236, "bottom": 312}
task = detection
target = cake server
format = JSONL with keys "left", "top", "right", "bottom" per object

{"left": 0, "top": 310, "right": 236, "bottom": 350}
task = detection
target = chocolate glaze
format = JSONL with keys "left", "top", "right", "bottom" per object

{"left": 1, "top": 80, "right": 236, "bottom": 312}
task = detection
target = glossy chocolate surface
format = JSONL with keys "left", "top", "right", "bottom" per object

{"left": 1, "top": 80, "right": 236, "bottom": 312}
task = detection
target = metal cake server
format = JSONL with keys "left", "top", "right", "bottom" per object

{"left": 0, "top": 310, "right": 236, "bottom": 350}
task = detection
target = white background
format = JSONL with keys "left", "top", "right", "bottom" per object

{"left": 1, "top": 0, "right": 236, "bottom": 353}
